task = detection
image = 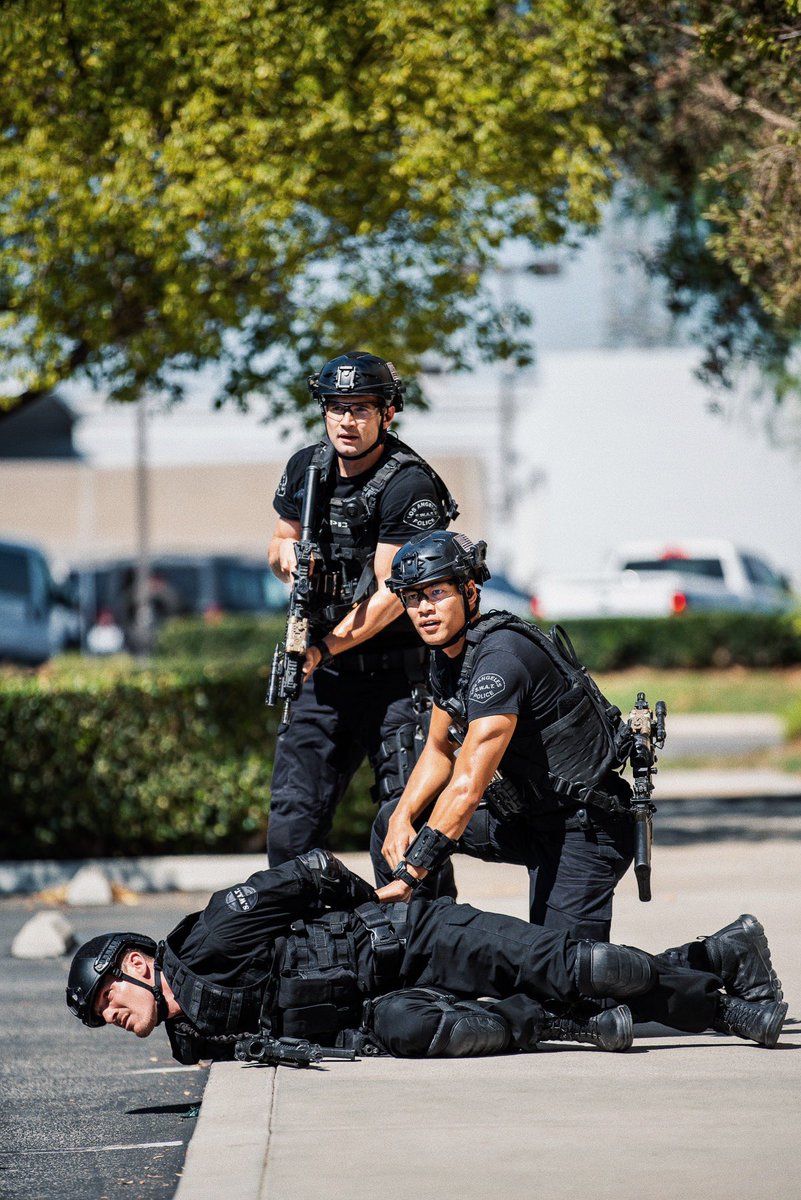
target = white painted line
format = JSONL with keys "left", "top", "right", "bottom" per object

{"left": 128, "top": 1065, "right": 204, "bottom": 1075}
{"left": 2, "top": 1141, "right": 183, "bottom": 1156}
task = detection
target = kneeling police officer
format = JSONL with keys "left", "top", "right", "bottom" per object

{"left": 372, "top": 531, "right": 641, "bottom": 938}
{"left": 66, "top": 851, "right": 787, "bottom": 1063}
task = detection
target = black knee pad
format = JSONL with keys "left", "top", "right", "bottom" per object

{"left": 365, "top": 988, "right": 510, "bottom": 1058}
{"left": 576, "top": 942, "right": 656, "bottom": 998}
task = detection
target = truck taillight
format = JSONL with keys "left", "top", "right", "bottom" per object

{"left": 671, "top": 591, "right": 688, "bottom": 614}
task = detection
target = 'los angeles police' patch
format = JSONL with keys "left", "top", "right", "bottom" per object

{"left": 469, "top": 673, "right": 506, "bottom": 704}
{"left": 225, "top": 885, "right": 258, "bottom": 913}
{"left": 404, "top": 499, "right": 439, "bottom": 530}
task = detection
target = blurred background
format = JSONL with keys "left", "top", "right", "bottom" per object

{"left": 2, "top": 3, "right": 801, "bottom": 866}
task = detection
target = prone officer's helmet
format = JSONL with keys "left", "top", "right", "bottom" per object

{"left": 66, "top": 932, "right": 158, "bottom": 1027}
{"left": 308, "top": 351, "right": 406, "bottom": 415}
{"left": 387, "top": 531, "right": 491, "bottom": 595}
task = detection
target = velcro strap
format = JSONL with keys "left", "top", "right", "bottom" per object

{"left": 355, "top": 901, "right": 405, "bottom": 987}
{"left": 406, "top": 825, "right": 458, "bottom": 873}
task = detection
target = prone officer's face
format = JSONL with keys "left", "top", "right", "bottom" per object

{"left": 93, "top": 951, "right": 159, "bottom": 1039}
{"left": 323, "top": 395, "right": 393, "bottom": 459}
{"left": 402, "top": 579, "right": 476, "bottom": 646}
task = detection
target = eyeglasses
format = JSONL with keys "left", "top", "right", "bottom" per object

{"left": 323, "top": 400, "right": 380, "bottom": 422}
{"left": 400, "top": 581, "right": 458, "bottom": 608}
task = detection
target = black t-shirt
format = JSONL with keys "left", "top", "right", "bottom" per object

{"left": 431, "top": 627, "right": 567, "bottom": 792}
{"left": 273, "top": 440, "right": 450, "bottom": 650}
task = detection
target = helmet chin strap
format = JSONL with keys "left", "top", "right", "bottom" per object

{"left": 115, "top": 953, "right": 169, "bottom": 1026}
{"left": 439, "top": 583, "right": 480, "bottom": 649}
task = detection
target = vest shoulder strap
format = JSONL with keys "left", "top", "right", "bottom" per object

{"left": 359, "top": 435, "right": 459, "bottom": 523}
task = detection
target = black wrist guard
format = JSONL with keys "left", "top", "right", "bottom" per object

{"left": 312, "top": 641, "right": 334, "bottom": 666}
{"left": 391, "top": 861, "right": 422, "bottom": 890}
{"left": 405, "top": 825, "right": 458, "bottom": 873}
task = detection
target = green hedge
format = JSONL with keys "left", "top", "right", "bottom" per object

{"left": 534, "top": 611, "right": 801, "bottom": 671}
{"left": 3, "top": 609, "right": 800, "bottom": 860}
{"left": 0, "top": 651, "right": 375, "bottom": 860}
{"left": 153, "top": 610, "right": 801, "bottom": 670}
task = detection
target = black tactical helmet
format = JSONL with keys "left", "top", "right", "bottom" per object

{"left": 386, "top": 531, "right": 491, "bottom": 595}
{"left": 66, "top": 932, "right": 158, "bottom": 1027}
{"left": 308, "top": 350, "right": 406, "bottom": 414}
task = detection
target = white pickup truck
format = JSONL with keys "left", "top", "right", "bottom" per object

{"left": 531, "top": 539, "right": 795, "bottom": 620}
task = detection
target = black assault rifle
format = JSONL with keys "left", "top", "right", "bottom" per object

{"left": 235, "top": 1033, "right": 357, "bottom": 1068}
{"left": 627, "top": 692, "right": 667, "bottom": 903}
{"left": 266, "top": 459, "right": 323, "bottom": 724}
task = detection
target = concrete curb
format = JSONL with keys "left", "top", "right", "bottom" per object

{"left": 0, "top": 853, "right": 268, "bottom": 897}
{"left": 174, "top": 1062, "right": 275, "bottom": 1200}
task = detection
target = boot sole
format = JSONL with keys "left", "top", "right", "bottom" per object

{"left": 738, "top": 915, "right": 784, "bottom": 1003}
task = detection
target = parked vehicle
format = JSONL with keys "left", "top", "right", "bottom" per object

{"left": 480, "top": 570, "right": 537, "bottom": 620}
{"left": 0, "top": 537, "right": 78, "bottom": 665}
{"left": 531, "top": 539, "right": 796, "bottom": 620}
{"left": 68, "top": 553, "right": 289, "bottom": 652}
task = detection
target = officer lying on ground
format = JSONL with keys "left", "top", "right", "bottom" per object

{"left": 373, "top": 531, "right": 634, "bottom": 938}
{"left": 66, "top": 851, "right": 787, "bottom": 1062}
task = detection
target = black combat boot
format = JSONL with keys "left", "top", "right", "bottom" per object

{"left": 540, "top": 1004, "right": 633, "bottom": 1052}
{"left": 702, "top": 914, "right": 784, "bottom": 1004}
{"left": 712, "top": 995, "right": 788, "bottom": 1048}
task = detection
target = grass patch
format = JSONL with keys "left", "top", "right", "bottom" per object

{"left": 596, "top": 666, "right": 801, "bottom": 720}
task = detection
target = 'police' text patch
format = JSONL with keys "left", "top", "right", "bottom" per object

{"left": 469, "top": 673, "right": 506, "bottom": 704}
{"left": 225, "top": 885, "right": 258, "bottom": 913}
{"left": 404, "top": 499, "right": 440, "bottom": 530}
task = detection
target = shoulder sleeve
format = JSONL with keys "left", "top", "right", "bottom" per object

{"left": 273, "top": 446, "right": 315, "bottom": 521}
{"left": 376, "top": 461, "right": 450, "bottom": 543}
{"left": 195, "top": 859, "right": 327, "bottom": 954}
{"left": 465, "top": 641, "right": 533, "bottom": 723}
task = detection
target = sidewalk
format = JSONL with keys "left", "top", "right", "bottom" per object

{"left": 174, "top": 847, "right": 801, "bottom": 1200}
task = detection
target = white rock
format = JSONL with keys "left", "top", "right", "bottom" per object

{"left": 12, "top": 910, "right": 76, "bottom": 958}
{"left": 66, "top": 865, "right": 114, "bottom": 907}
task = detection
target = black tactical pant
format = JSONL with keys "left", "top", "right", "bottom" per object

{"left": 398, "top": 898, "right": 721, "bottom": 1033}
{"left": 269, "top": 658, "right": 454, "bottom": 886}
{"left": 371, "top": 799, "right": 634, "bottom": 941}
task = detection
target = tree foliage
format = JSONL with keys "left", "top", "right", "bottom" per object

{"left": 608, "top": 1, "right": 801, "bottom": 397}
{"left": 0, "top": 0, "right": 617, "bottom": 412}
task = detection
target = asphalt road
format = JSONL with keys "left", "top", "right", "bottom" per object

{"left": 2, "top": 794, "right": 801, "bottom": 1200}
{"left": 0, "top": 893, "right": 210, "bottom": 1200}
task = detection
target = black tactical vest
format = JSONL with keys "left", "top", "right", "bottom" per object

{"left": 270, "top": 902, "right": 408, "bottom": 1044}
{"left": 309, "top": 434, "right": 459, "bottom": 629}
{"left": 161, "top": 921, "right": 273, "bottom": 1064}
{"left": 440, "top": 613, "right": 633, "bottom": 816}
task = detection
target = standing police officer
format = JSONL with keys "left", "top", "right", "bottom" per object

{"left": 372, "top": 531, "right": 636, "bottom": 940}
{"left": 267, "top": 351, "right": 458, "bottom": 868}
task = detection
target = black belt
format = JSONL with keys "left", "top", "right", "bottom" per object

{"left": 562, "top": 805, "right": 633, "bottom": 832}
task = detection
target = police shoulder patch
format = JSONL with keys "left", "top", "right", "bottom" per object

{"left": 276, "top": 471, "right": 288, "bottom": 498}
{"left": 225, "top": 884, "right": 258, "bottom": 913}
{"left": 404, "top": 498, "right": 440, "bottom": 530}
{"left": 469, "top": 673, "right": 506, "bottom": 705}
